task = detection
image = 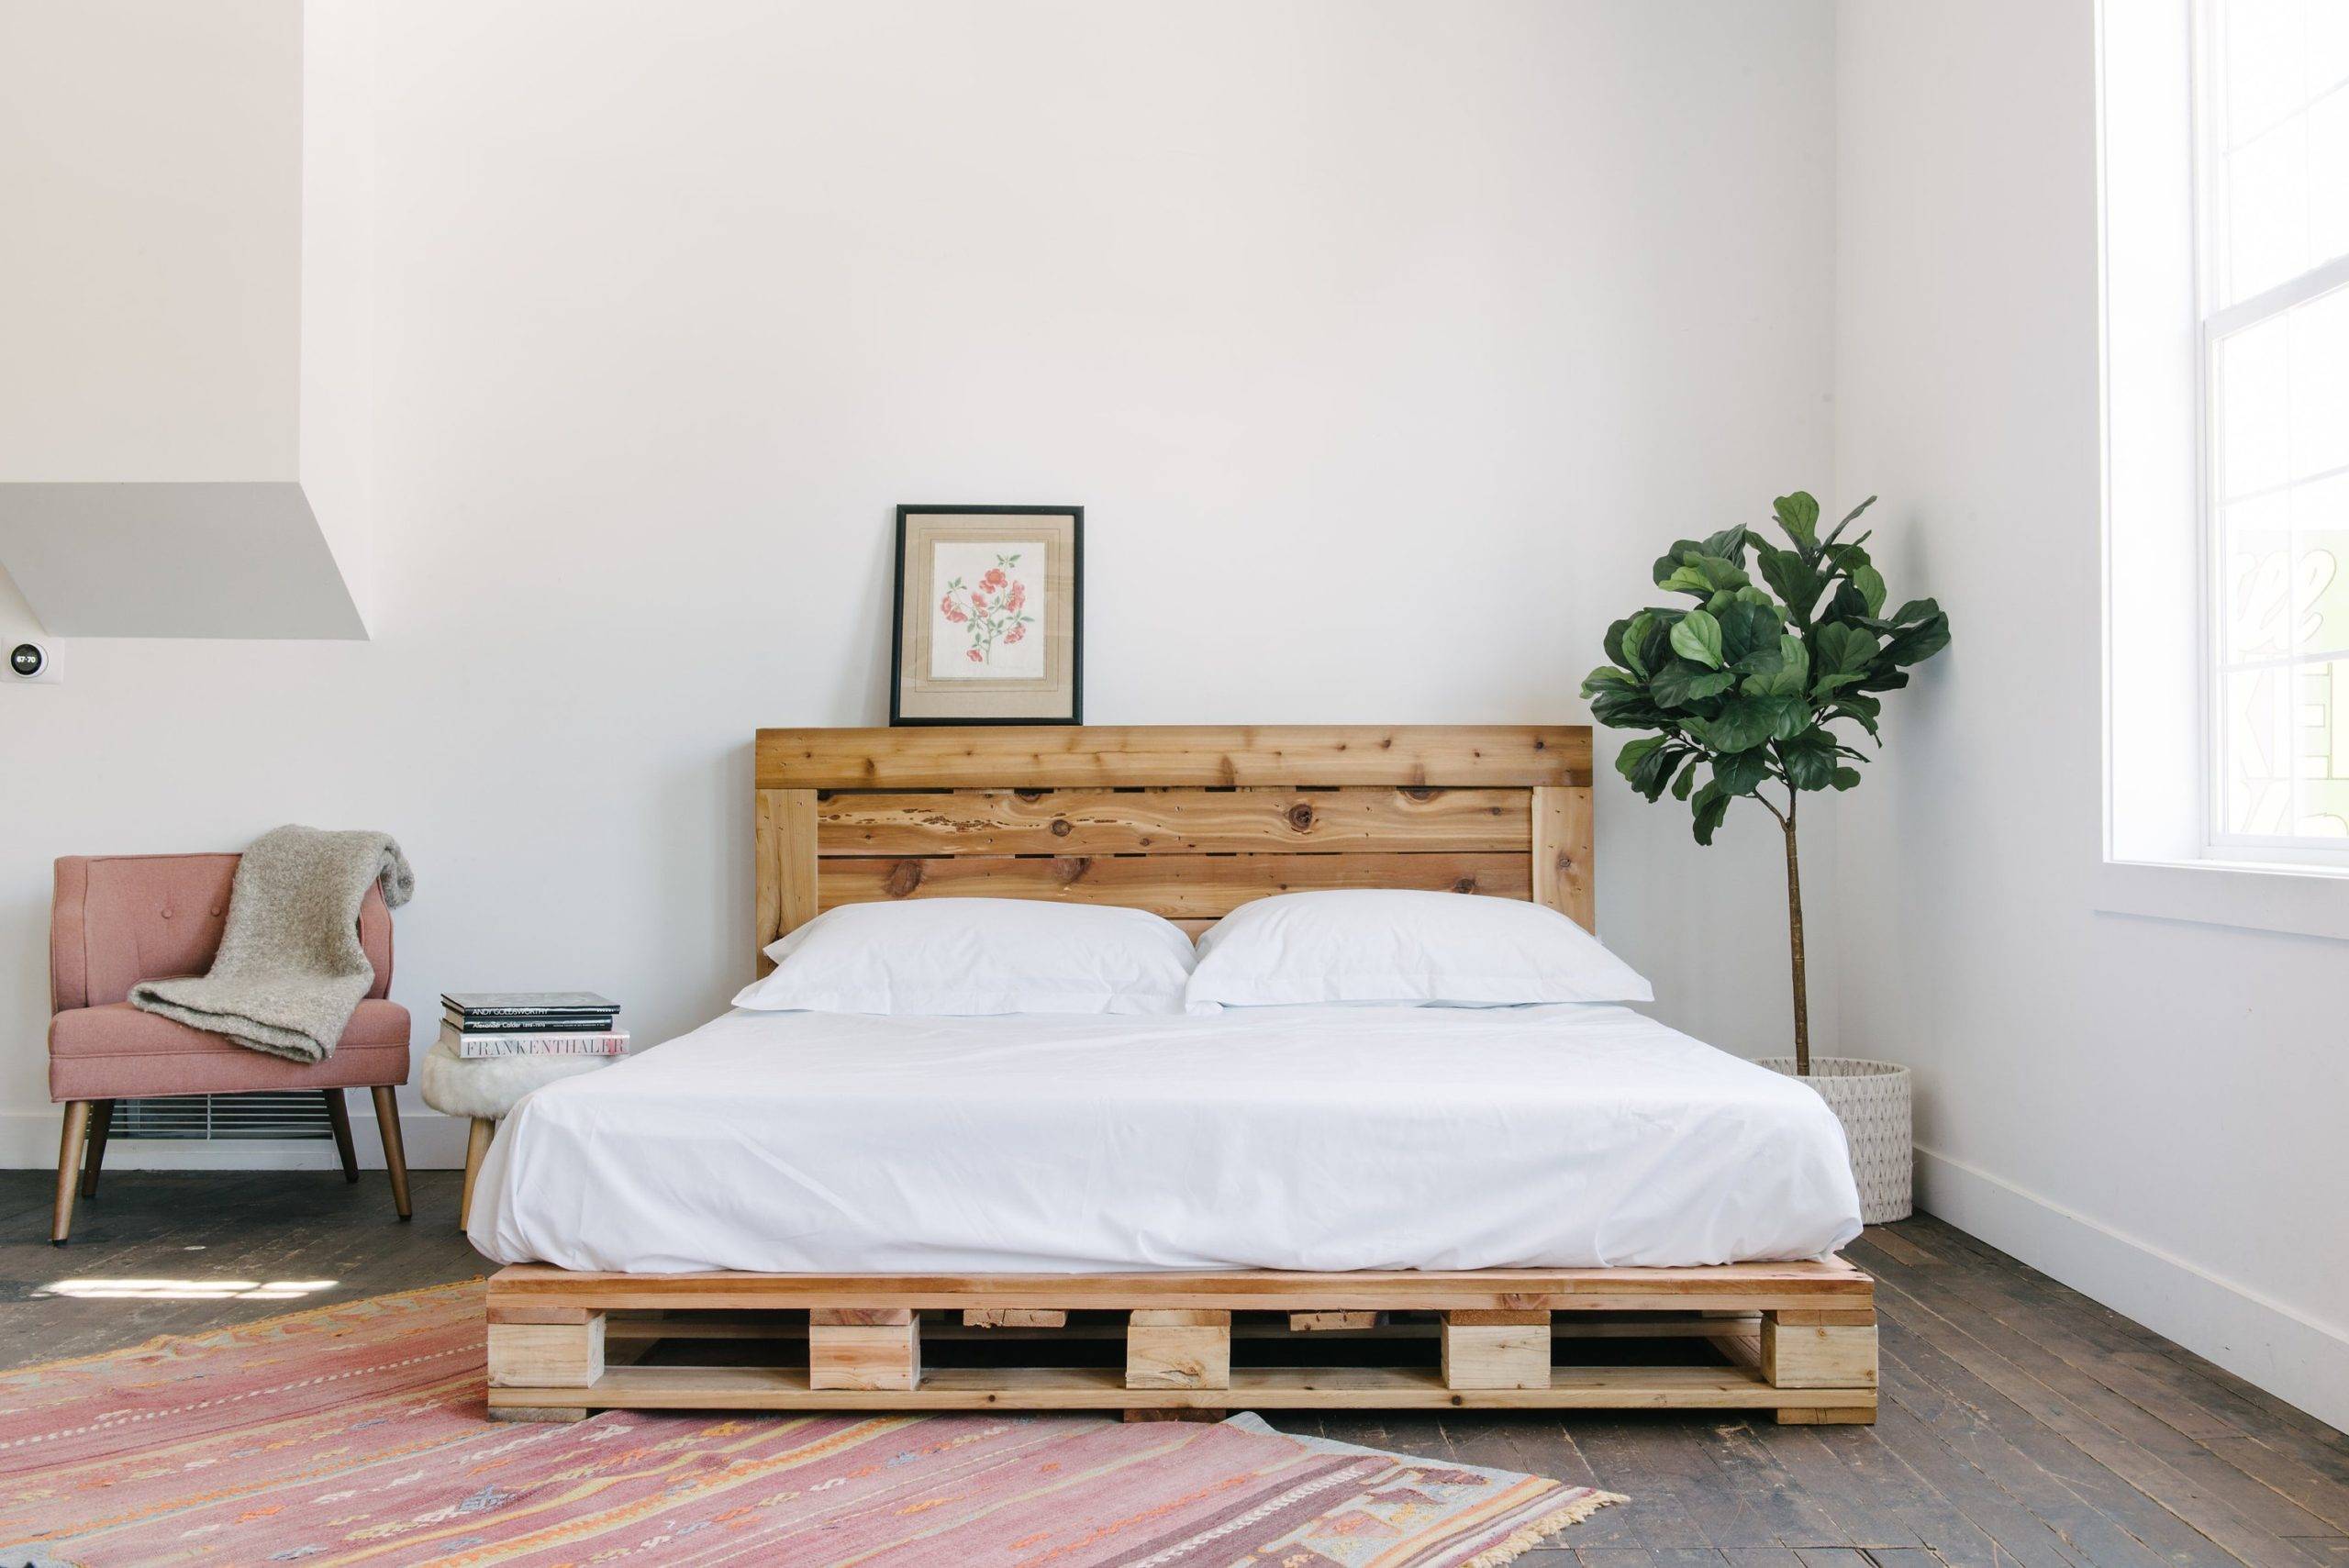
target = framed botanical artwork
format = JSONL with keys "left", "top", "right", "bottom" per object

{"left": 890, "top": 505, "right": 1083, "bottom": 725}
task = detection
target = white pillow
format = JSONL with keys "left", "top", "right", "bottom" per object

{"left": 1185, "top": 889, "right": 1652, "bottom": 1011}
{"left": 732, "top": 898, "right": 1196, "bottom": 1016}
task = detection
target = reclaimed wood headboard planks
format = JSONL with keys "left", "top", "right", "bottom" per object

{"left": 751, "top": 725, "right": 1595, "bottom": 973}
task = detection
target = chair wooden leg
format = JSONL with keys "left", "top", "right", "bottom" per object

{"left": 460, "top": 1118, "right": 495, "bottom": 1232}
{"left": 79, "top": 1100, "right": 115, "bottom": 1199}
{"left": 52, "top": 1102, "right": 92, "bottom": 1245}
{"left": 369, "top": 1085, "right": 411, "bottom": 1221}
{"left": 323, "top": 1089, "right": 360, "bottom": 1183}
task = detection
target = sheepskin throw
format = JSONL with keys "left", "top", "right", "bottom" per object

{"left": 130, "top": 826, "right": 413, "bottom": 1063}
{"left": 418, "top": 1031, "right": 608, "bottom": 1121}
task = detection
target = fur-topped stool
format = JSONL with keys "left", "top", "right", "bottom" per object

{"left": 420, "top": 1035, "right": 612, "bottom": 1230}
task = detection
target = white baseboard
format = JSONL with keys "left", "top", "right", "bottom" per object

{"left": 0, "top": 1107, "right": 473, "bottom": 1171}
{"left": 1916, "top": 1144, "right": 2349, "bottom": 1434}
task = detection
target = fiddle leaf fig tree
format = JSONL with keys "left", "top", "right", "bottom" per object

{"left": 1580, "top": 493, "right": 1950, "bottom": 1074}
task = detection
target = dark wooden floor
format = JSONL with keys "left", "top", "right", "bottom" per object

{"left": 4, "top": 1172, "right": 2343, "bottom": 1568}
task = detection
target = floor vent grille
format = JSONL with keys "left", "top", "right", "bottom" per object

{"left": 113, "top": 1093, "right": 334, "bottom": 1141}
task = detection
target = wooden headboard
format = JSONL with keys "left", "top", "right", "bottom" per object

{"left": 751, "top": 725, "right": 1594, "bottom": 973}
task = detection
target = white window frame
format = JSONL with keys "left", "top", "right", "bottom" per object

{"left": 2097, "top": 0, "right": 2349, "bottom": 941}
{"left": 2193, "top": 0, "right": 2349, "bottom": 867}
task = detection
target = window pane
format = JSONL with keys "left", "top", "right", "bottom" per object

{"left": 2223, "top": 665, "right": 2295, "bottom": 834}
{"left": 2294, "top": 659, "right": 2349, "bottom": 834}
{"left": 2313, "top": 89, "right": 2349, "bottom": 271}
{"left": 2210, "top": 0, "right": 2349, "bottom": 304}
{"left": 2221, "top": 659, "right": 2349, "bottom": 837}
{"left": 2312, "top": 7, "right": 2349, "bottom": 102}
{"left": 2224, "top": 117, "right": 2307, "bottom": 300}
{"left": 2294, "top": 470, "right": 2349, "bottom": 655}
{"left": 2222, "top": 0, "right": 2307, "bottom": 147}
{"left": 2218, "top": 311, "right": 2290, "bottom": 497}
{"left": 2222, "top": 493, "right": 2291, "bottom": 662}
{"left": 2291, "top": 281, "right": 2349, "bottom": 475}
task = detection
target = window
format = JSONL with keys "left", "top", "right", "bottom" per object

{"left": 2199, "top": 0, "right": 2349, "bottom": 855}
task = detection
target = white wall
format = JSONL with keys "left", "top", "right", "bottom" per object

{"left": 0, "top": 0, "right": 1840, "bottom": 1168}
{"left": 0, "top": 0, "right": 301, "bottom": 480}
{"left": 1834, "top": 0, "right": 2349, "bottom": 1430}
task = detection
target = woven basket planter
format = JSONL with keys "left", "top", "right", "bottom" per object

{"left": 1756, "top": 1056, "right": 1912, "bottom": 1224}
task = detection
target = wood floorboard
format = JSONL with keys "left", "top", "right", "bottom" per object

{"left": 1887, "top": 1221, "right": 2349, "bottom": 1533}
{"left": 1851, "top": 1238, "right": 2342, "bottom": 1562}
{"left": 0, "top": 1175, "right": 2340, "bottom": 1568}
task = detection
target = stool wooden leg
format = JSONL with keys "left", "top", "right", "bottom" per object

{"left": 52, "top": 1102, "right": 92, "bottom": 1245}
{"left": 322, "top": 1090, "right": 360, "bottom": 1183}
{"left": 460, "top": 1118, "right": 495, "bottom": 1231}
{"left": 79, "top": 1100, "right": 115, "bottom": 1199}
{"left": 370, "top": 1085, "right": 411, "bottom": 1221}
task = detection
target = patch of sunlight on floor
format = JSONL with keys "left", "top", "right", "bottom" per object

{"left": 39, "top": 1278, "right": 339, "bottom": 1301}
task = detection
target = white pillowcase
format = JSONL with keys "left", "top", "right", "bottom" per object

{"left": 1185, "top": 889, "right": 1653, "bottom": 1011}
{"left": 732, "top": 898, "right": 1197, "bottom": 1016}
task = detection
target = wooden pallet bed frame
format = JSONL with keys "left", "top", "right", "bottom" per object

{"left": 484, "top": 724, "right": 1876, "bottom": 1423}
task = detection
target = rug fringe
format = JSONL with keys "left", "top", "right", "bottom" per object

{"left": 1462, "top": 1488, "right": 1629, "bottom": 1568}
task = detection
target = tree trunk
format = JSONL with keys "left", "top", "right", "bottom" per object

{"left": 1783, "top": 807, "right": 1809, "bottom": 1076}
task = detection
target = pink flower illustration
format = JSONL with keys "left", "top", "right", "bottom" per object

{"left": 934, "top": 551, "right": 1036, "bottom": 667}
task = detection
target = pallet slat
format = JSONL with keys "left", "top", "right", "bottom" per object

{"left": 815, "top": 851, "right": 1532, "bottom": 917}
{"left": 817, "top": 788, "right": 1533, "bottom": 856}
{"left": 756, "top": 726, "right": 1592, "bottom": 790}
{"left": 490, "top": 1260, "right": 1871, "bottom": 1314}
{"left": 487, "top": 1362, "right": 1878, "bottom": 1414}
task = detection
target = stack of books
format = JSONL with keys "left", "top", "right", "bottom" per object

{"left": 440, "top": 992, "right": 627, "bottom": 1060}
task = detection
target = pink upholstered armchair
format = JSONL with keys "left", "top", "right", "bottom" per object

{"left": 48, "top": 853, "right": 414, "bottom": 1243}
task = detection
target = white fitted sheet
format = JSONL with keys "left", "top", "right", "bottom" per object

{"left": 466, "top": 1004, "right": 1862, "bottom": 1273}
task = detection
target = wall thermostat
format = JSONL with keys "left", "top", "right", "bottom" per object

{"left": 8, "top": 639, "right": 60, "bottom": 684}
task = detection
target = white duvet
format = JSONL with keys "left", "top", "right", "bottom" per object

{"left": 466, "top": 1004, "right": 1862, "bottom": 1273}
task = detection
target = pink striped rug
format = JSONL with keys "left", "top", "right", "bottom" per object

{"left": 0, "top": 1281, "right": 1620, "bottom": 1567}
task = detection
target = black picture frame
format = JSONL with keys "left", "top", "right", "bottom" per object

{"left": 890, "top": 504, "right": 1084, "bottom": 726}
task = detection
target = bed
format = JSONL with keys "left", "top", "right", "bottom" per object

{"left": 479, "top": 724, "right": 1878, "bottom": 1422}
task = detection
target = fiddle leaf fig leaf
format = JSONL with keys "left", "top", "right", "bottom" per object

{"left": 1816, "top": 621, "right": 1880, "bottom": 678}
{"left": 1826, "top": 494, "right": 1877, "bottom": 540}
{"left": 1620, "top": 611, "right": 1658, "bottom": 677}
{"left": 1755, "top": 545, "right": 1827, "bottom": 620}
{"left": 1715, "top": 599, "right": 1780, "bottom": 663}
{"left": 1689, "top": 694, "right": 1791, "bottom": 751}
{"left": 1851, "top": 563, "right": 1887, "bottom": 617}
{"left": 1651, "top": 661, "right": 1739, "bottom": 709}
{"left": 1739, "top": 634, "right": 1811, "bottom": 698}
{"left": 1777, "top": 726, "right": 1842, "bottom": 791}
{"left": 1698, "top": 525, "right": 1753, "bottom": 564}
{"left": 1690, "top": 782, "right": 1730, "bottom": 845}
{"left": 1712, "top": 748, "right": 1772, "bottom": 796}
{"left": 1774, "top": 492, "right": 1822, "bottom": 549}
{"left": 1883, "top": 609, "right": 1952, "bottom": 666}
{"left": 1614, "top": 735, "right": 1666, "bottom": 780}
{"left": 1671, "top": 755, "right": 1700, "bottom": 799}
{"left": 1670, "top": 608, "right": 1725, "bottom": 669}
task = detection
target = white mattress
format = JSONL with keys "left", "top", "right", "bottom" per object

{"left": 466, "top": 1004, "right": 1862, "bottom": 1273}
